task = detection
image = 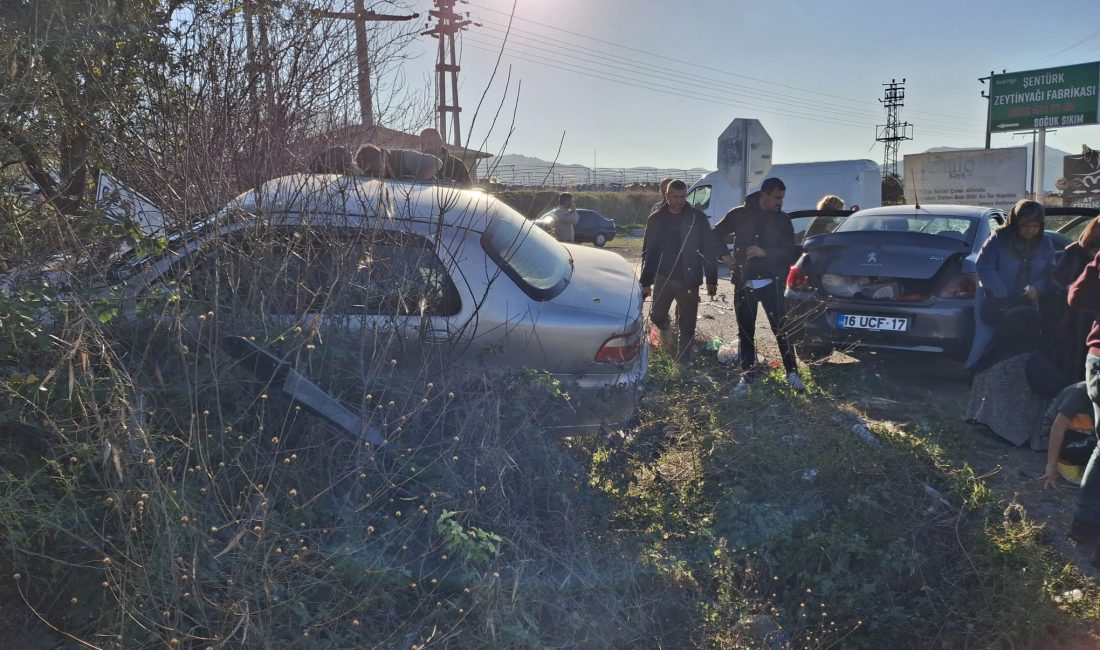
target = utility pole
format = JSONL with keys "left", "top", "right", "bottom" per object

{"left": 314, "top": 2, "right": 419, "bottom": 127}
{"left": 876, "top": 78, "right": 914, "bottom": 204}
{"left": 979, "top": 70, "right": 994, "bottom": 149}
{"left": 422, "top": 0, "right": 474, "bottom": 148}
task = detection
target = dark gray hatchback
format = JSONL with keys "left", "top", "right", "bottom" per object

{"left": 785, "top": 205, "right": 999, "bottom": 360}
{"left": 785, "top": 204, "right": 1100, "bottom": 361}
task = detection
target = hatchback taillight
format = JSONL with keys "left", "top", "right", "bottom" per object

{"left": 786, "top": 265, "right": 812, "bottom": 290}
{"left": 596, "top": 330, "right": 643, "bottom": 363}
{"left": 939, "top": 272, "right": 978, "bottom": 299}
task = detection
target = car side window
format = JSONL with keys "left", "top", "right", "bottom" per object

{"left": 179, "top": 225, "right": 460, "bottom": 317}
{"left": 790, "top": 216, "right": 814, "bottom": 245}
{"left": 340, "top": 230, "right": 461, "bottom": 317}
{"left": 181, "top": 226, "right": 325, "bottom": 314}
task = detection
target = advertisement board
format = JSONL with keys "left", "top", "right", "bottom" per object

{"left": 1063, "top": 148, "right": 1100, "bottom": 208}
{"left": 903, "top": 148, "right": 1028, "bottom": 210}
{"left": 990, "top": 62, "right": 1100, "bottom": 132}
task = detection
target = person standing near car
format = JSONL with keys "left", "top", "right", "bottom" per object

{"left": 1065, "top": 249, "right": 1100, "bottom": 568}
{"left": 965, "top": 199, "right": 1056, "bottom": 370}
{"left": 551, "top": 193, "right": 580, "bottom": 243}
{"left": 640, "top": 179, "right": 720, "bottom": 364}
{"left": 816, "top": 195, "right": 844, "bottom": 211}
{"left": 651, "top": 176, "right": 674, "bottom": 213}
{"left": 1051, "top": 216, "right": 1100, "bottom": 383}
{"left": 713, "top": 177, "right": 803, "bottom": 393}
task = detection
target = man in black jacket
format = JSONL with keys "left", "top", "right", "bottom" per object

{"left": 640, "top": 179, "right": 721, "bottom": 363}
{"left": 712, "top": 177, "right": 803, "bottom": 392}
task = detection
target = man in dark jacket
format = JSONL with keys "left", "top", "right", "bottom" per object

{"left": 712, "top": 177, "right": 803, "bottom": 392}
{"left": 640, "top": 179, "right": 720, "bottom": 363}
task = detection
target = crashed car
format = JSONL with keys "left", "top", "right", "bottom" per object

{"left": 785, "top": 204, "right": 1098, "bottom": 360}
{"left": 93, "top": 175, "right": 647, "bottom": 430}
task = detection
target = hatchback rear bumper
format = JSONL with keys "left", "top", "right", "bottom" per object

{"left": 786, "top": 290, "right": 975, "bottom": 358}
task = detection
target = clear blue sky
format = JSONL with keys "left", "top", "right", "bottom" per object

{"left": 400, "top": 0, "right": 1100, "bottom": 170}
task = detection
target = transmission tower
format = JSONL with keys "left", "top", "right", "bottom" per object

{"left": 876, "top": 78, "right": 914, "bottom": 203}
{"left": 422, "top": 0, "right": 475, "bottom": 148}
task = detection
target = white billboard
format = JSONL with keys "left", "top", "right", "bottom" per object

{"left": 903, "top": 147, "right": 1028, "bottom": 210}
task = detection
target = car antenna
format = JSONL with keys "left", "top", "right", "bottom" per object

{"left": 907, "top": 166, "right": 921, "bottom": 210}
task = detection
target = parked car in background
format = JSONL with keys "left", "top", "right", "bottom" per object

{"left": 785, "top": 204, "right": 1099, "bottom": 361}
{"left": 535, "top": 208, "right": 617, "bottom": 247}
{"left": 79, "top": 176, "right": 648, "bottom": 430}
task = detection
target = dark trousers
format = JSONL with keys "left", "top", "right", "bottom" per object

{"left": 650, "top": 275, "right": 699, "bottom": 362}
{"left": 735, "top": 281, "right": 797, "bottom": 373}
{"left": 1074, "top": 352, "right": 1100, "bottom": 540}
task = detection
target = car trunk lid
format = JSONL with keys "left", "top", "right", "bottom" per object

{"left": 803, "top": 231, "right": 970, "bottom": 301}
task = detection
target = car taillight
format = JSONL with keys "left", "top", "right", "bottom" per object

{"left": 596, "top": 330, "right": 643, "bottom": 363}
{"left": 786, "top": 265, "right": 812, "bottom": 290}
{"left": 939, "top": 272, "right": 978, "bottom": 298}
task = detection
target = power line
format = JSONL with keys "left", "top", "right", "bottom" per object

{"left": 1032, "top": 28, "right": 1100, "bottom": 66}
{"left": 462, "top": 36, "right": 977, "bottom": 140}
{"left": 462, "top": 39, "right": 875, "bottom": 131}
{"left": 467, "top": 2, "right": 983, "bottom": 126}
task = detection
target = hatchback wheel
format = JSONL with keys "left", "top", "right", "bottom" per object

{"left": 594, "top": 233, "right": 607, "bottom": 247}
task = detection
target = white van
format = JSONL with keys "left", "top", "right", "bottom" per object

{"left": 687, "top": 159, "right": 882, "bottom": 226}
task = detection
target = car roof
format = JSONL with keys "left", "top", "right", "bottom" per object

{"left": 849, "top": 204, "right": 1000, "bottom": 219}
{"left": 224, "top": 174, "right": 500, "bottom": 233}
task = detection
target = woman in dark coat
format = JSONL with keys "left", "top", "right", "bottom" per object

{"left": 1052, "top": 216, "right": 1100, "bottom": 383}
{"left": 965, "top": 199, "right": 1056, "bottom": 369}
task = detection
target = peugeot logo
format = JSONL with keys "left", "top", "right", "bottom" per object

{"left": 866, "top": 252, "right": 878, "bottom": 264}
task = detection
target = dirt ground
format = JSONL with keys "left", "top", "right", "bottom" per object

{"left": 603, "top": 235, "right": 1100, "bottom": 578}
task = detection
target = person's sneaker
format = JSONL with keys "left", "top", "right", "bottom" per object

{"left": 731, "top": 376, "right": 754, "bottom": 397}
{"left": 787, "top": 371, "right": 806, "bottom": 392}
{"left": 1057, "top": 460, "right": 1085, "bottom": 486}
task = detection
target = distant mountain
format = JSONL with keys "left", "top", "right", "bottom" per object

{"left": 899, "top": 145, "right": 1073, "bottom": 193}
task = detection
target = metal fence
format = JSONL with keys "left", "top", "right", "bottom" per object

{"left": 475, "top": 162, "right": 709, "bottom": 190}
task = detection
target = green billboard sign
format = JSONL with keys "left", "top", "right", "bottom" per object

{"left": 990, "top": 62, "right": 1100, "bottom": 132}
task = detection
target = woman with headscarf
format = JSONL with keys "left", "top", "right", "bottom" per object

{"left": 964, "top": 199, "right": 1056, "bottom": 370}
{"left": 1051, "top": 216, "right": 1100, "bottom": 382}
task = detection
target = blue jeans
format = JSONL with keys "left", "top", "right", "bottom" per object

{"left": 1074, "top": 353, "right": 1100, "bottom": 539}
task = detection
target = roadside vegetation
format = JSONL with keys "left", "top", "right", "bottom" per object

{"left": 4, "top": 2, "right": 1100, "bottom": 648}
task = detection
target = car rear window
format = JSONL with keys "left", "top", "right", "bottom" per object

{"left": 481, "top": 205, "right": 572, "bottom": 300}
{"left": 835, "top": 214, "right": 977, "bottom": 241}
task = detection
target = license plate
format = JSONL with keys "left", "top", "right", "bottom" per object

{"left": 837, "top": 314, "right": 909, "bottom": 332}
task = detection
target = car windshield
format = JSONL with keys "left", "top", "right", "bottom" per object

{"left": 482, "top": 204, "right": 572, "bottom": 300}
{"left": 835, "top": 214, "right": 977, "bottom": 242}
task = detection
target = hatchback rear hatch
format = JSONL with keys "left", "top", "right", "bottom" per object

{"left": 802, "top": 230, "right": 973, "bottom": 302}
